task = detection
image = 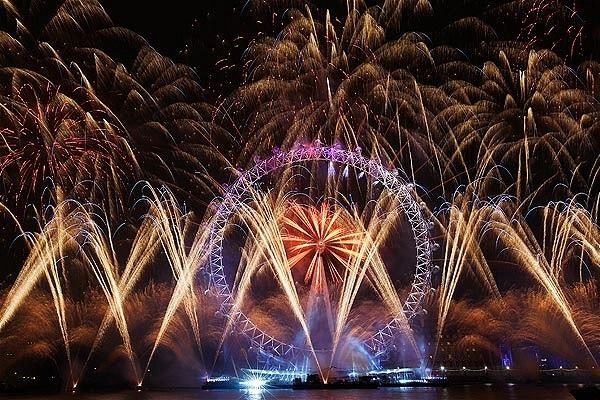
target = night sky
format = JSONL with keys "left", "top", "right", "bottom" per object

{"left": 101, "top": 1, "right": 228, "bottom": 57}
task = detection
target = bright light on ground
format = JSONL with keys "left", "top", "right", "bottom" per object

{"left": 241, "top": 378, "right": 267, "bottom": 389}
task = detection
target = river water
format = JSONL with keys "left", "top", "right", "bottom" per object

{"left": 0, "top": 385, "right": 578, "bottom": 400}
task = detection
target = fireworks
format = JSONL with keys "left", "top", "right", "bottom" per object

{"left": 0, "top": 81, "right": 138, "bottom": 213}
{"left": 281, "top": 201, "right": 364, "bottom": 288}
{"left": 0, "top": 0, "right": 233, "bottom": 216}
{"left": 521, "top": 0, "right": 599, "bottom": 61}
{"left": 0, "top": 0, "right": 599, "bottom": 390}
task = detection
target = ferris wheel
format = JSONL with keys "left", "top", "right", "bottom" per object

{"left": 205, "top": 141, "right": 435, "bottom": 361}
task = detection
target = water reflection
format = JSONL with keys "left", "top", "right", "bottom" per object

{"left": 8, "top": 385, "right": 577, "bottom": 400}
{"left": 242, "top": 387, "right": 266, "bottom": 400}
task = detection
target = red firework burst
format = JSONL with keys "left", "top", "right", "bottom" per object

{"left": 279, "top": 202, "right": 364, "bottom": 292}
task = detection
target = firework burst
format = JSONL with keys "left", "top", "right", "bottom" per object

{"left": 281, "top": 201, "right": 364, "bottom": 288}
{"left": 0, "top": 81, "right": 137, "bottom": 212}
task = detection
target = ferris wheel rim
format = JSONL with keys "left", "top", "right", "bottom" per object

{"left": 205, "top": 142, "right": 434, "bottom": 359}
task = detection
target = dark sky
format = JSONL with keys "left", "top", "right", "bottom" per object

{"left": 100, "top": 0, "right": 220, "bottom": 57}
{"left": 100, "top": 0, "right": 258, "bottom": 95}
{"left": 97, "top": 0, "right": 513, "bottom": 58}
{"left": 98, "top": 0, "right": 352, "bottom": 58}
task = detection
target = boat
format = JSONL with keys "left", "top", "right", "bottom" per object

{"left": 292, "top": 374, "right": 379, "bottom": 390}
{"left": 201, "top": 377, "right": 241, "bottom": 390}
{"left": 380, "top": 378, "right": 449, "bottom": 388}
{"left": 570, "top": 385, "right": 600, "bottom": 400}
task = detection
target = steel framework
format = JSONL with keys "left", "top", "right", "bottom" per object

{"left": 205, "top": 141, "right": 434, "bottom": 361}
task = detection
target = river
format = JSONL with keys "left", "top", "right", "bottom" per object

{"left": 0, "top": 385, "right": 579, "bottom": 400}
